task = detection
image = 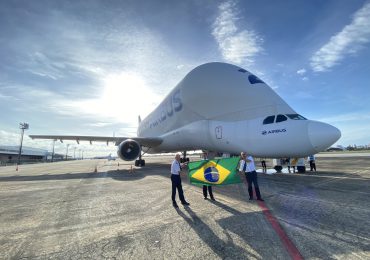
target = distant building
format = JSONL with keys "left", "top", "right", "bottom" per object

{"left": 326, "top": 147, "right": 344, "bottom": 152}
{"left": 0, "top": 146, "right": 48, "bottom": 164}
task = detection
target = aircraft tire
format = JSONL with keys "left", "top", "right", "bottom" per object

{"left": 135, "top": 160, "right": 139, "bottom": 167}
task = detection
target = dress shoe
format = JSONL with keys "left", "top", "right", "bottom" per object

{"left": 210, "top": 197, "right": 215, "bottom": 201}
{"left": 204, "top": 197, "right": 208, "bottom": 200}
{"left": 181, "top": 201, "right": 190, "bottom": 206}
{"left": 173, "top": 202, "right": 179, "bottom": 208}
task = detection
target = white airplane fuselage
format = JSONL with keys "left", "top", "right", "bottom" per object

{"left": 137, "top": 62, "right": 340, "bottom": 158}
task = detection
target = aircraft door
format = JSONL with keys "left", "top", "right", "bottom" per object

{"left": 208, "top": 121, "right": 238, "bottom": 152}
{"left": 215, "top": 126, "right": 222, "bottom": 139}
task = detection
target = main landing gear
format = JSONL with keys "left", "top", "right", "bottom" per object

{"left": 134, "top": 150, "right": 145, "bottom": 167}
{"left": 180, "top": 151, "right": 190, "bottom": 163}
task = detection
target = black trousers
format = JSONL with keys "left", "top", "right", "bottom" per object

{"left": 245, "top": 171, "right": 262, "bottom": 199}
{"left": 171, "top": 174, "right": 185, "bottom": 203}
{"left": 261, "top": 161, "right": 267, "bottom": 172}
{"left": 203, "top": 185, "right": 214, "bottom": 199}
{"left": 309, "top": 161, "right": 316, "bottom": 171}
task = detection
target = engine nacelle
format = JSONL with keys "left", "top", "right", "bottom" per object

{"left": 117, "top": 139, "right": 141, "bottom": 161}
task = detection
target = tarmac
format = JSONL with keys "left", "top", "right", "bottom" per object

{"left": 0, "top": 154, "right": 369, "bottom": 259}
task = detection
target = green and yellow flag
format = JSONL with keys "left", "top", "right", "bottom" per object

{"left": 188, "top": 157, "right": 241, "bottom": 186}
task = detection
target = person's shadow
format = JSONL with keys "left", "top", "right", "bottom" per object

{"left": 175, "top": 205, "right": 260, "bottom": 259}
{"left": 210, "top": 199, "right": 293, "bottom": 259}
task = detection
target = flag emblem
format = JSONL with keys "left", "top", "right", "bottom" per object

{"left": 204, "top": 166, "right": 219, "bottom": 182}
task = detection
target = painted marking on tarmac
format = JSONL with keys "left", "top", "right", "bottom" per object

{"left": 256, "top": 198, "right": 303, "bottom": 260}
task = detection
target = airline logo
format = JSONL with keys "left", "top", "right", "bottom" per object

{"left": 262, "top": 129, "right": 287, "bottom": 135}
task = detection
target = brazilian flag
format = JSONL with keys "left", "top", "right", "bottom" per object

{"left": 188, "top": 157, "right": 241, "bottom": 186}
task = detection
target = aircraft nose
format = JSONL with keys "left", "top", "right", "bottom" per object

{"left": 308, "top": 121, "right": 341, "bottom": 152}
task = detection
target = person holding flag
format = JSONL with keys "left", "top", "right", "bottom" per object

{"left": 202, "top": 151, "right": 215, "bottom": 201}
{"left": 170, "top": 153, "right": 190, "bottom": 208}
{"left": 239, "top": 152, "right": 264, "bottom": 201}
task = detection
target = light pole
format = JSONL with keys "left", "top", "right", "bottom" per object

{"left": 65, "top": 144, "right": 70, "bottom": 160}
{"left": 17, "top": 122, "right": 29, "bottom": 165}
{"left": 51, "top": 139, "right": 56, "bottom": 162}
{"left": 82, "top": 150, "right": 84, "bottom": 160}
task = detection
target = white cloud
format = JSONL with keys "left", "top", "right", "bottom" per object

{"left": 310, "top": 2, "right": 370, "bottom": 72}
{"left": 297, "top": 68, "right": 306, "bottom": 75}
{"left": 212, "top": 0, "right": 263, "bottom": 65}
{"left": 316, "top": 112, "right": 370, "bottom": 146}
{"left": 87, "top": 122, "right": 116, "bottom": 127}
{"left": 0, "top": 93, "right": 16, "bottom": 100}
{"left": 318, "top": 112, "right": 370, "bottom": 123}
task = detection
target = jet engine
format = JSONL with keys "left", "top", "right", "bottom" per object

{"left": 117, "top": 139, "right": 141, "bottom": 161}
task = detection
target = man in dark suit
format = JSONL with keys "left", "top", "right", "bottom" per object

{"left": 202, "top": 151, "right": 215, "bottom": 200}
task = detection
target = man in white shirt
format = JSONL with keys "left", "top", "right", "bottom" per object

{"left": 171, "top": 153, "right": 190, "bottom": 208}
{"left": 239, "top": 152, "right": 264, "bottom": 201}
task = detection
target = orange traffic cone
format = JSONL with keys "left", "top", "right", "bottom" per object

{"left": 129, "top": 165, "right": 134, "bottom": 173}
{"left": 94, "top": 165, "right": 97, "bottom": 173}
{"left": 16, "top": 164, "right": 18, "bottom": 171}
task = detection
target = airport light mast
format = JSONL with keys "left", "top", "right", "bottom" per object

{"left": 17, "top": 122, "right": 29, "bottom": 165}
{"left": 65, "top": 144, "right": 70, "bottom": 160}
{"left": 51, "top": 139, "right": 56, "bottom": 162}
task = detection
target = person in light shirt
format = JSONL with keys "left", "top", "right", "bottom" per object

{"left": 171, "top": 153, "right": 190, "bottom": 208}
{"left": 239, "top": 152, "right": 264, "bottom": 201}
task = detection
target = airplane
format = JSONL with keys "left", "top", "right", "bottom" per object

{"left": 93, "top": 153, "right": 116, "bottom": 161}
{"left": 30, "top": 62, "right": 341, "bottom": 166}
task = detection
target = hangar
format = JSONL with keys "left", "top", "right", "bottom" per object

{"left": 0, "top": 146, "right": 47, "bottom": 165}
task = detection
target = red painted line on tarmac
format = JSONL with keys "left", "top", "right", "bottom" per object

{"left": 257, "top": 199, "right": 304, "bottom": 260}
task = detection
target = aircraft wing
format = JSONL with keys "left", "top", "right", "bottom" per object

{"left": 29, "top": 135, "right": 163, "bottom": 147}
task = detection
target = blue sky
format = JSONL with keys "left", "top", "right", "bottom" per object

{"left": 0, "top": 0, "right": 369, "bottom": 156}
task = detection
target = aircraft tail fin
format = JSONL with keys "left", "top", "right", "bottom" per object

{"left": 138, "top": 115, "right": 142, "bottom": 124}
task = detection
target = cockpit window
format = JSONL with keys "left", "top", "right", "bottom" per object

{"left": 248, "top": 74, "right": 265, "bottom": 84}
{"left": 238, "top": 68, "right": 247, "bottom": 73}
{"left": 276, "top": 114, "right": 288, "bottom": 123}
{"left": 286, "top": 114, "right": 307, "bottom": 120}
{"left": 263, "top": 115, "right": 275, "bottom": 124}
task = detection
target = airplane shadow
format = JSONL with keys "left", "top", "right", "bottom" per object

{"left": 0, "top": 164, "right": 168, "bottom": 183}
